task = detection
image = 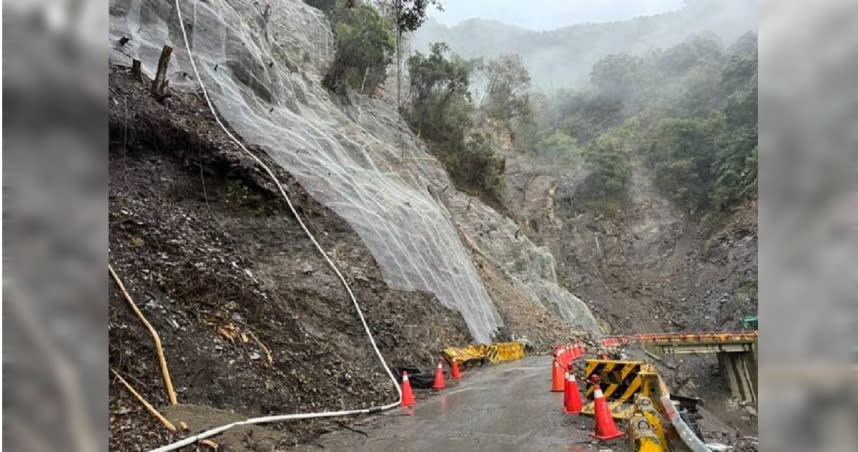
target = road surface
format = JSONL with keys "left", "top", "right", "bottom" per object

{"left": 298, "top": 356, "right": 627, "bottom": 452}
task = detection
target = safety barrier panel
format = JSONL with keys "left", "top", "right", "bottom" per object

{"left": 443, "top": 345, "right": 488, "bottom": 366}
{"left": 486, "top": 342, "right": 526, "bottom": 362}
{"left": 443, "top": 342, "right": 526, "bottom": 366}
{"left": 552, "top": 342, "right": 712, "bottom": 452}
{"left": 580, "top": 360, "right": 659, "bottom": 420}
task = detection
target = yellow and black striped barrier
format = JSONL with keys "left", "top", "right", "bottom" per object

{"left": 580, "top": 359, "right": 661, "bottom": 420}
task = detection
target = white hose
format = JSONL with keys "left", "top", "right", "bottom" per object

{"left": 149, "top": 2, "right": 402, "bottom": 450}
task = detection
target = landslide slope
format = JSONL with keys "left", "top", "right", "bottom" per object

{"left": 108, "top": 1, "right": 597, "bottom": 450}
{"left": 108, "top": 68, "right": 473, "bottom": 450}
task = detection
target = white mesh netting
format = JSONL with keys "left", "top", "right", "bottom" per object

{"left": 109, "top": 0, "right": 600, "bottom": 342}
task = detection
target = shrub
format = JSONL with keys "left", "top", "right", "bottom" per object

{"left": 323, "top": 1, "right": 395, "bottom": 95}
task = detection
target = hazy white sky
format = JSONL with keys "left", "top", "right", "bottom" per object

{"left": 428, "top": 0, "right": 687, "bottom": 30}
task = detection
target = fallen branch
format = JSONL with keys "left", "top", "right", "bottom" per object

{"left": 111, "top": 369, "right": 178, "bottom": 433}
{"left": 200, "top": 439, "right": 220, "bottom": 450}
{"left": 109, "top": 264, "right": 178, "bottom": 405}
{"left": 248, "top": 331, "right": 274, "bottom": 365}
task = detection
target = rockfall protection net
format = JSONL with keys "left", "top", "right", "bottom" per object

{"left": 109, "top": 0, "right": 504, "bottom": 342}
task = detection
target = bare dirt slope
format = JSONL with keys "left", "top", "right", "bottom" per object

{"left": 500, "top": 142, "right": 757, "bottom": 335}
{"left": 108, "top": 68, "right": 474, "bottom": 451}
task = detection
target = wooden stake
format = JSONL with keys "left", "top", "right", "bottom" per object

{"left": 151, "top": 45, "right": 173, "bottom": 101}
{"left": 109, "top": 264, "right": 178, "bottom": 405}
{"left": 131, "top": 59, "right": 143, "bottom": 82}
{"left": 111, "top": 369, "right": 178, "bottom": 433}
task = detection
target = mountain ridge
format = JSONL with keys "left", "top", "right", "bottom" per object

{"left": 412, "top": 0, "right": 757, "bottom": 89}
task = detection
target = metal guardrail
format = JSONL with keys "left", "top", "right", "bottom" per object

{"left": 601, "top": 331, "right": 758, "bottom": 348}
{"left": 555, "top": 342, "right": 714, "bottom": 452}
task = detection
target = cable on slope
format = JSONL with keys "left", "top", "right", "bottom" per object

{"left": 149, "top": 1, "right": 403, "bottom": 450}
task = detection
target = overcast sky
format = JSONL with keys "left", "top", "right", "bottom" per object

{"left": 428, "top": 0, "right": 687, "bottom": 30}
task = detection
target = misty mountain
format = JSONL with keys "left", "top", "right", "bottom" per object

{"left": 412, "top": 0, "right": 757, "bottom": 90}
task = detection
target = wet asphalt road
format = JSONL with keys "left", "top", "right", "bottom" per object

{"left": 298, "top": 355, "right": 627, "bottom": 452}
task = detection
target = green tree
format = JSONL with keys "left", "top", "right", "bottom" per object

{"left": 711, "top": 78, "right": 757, "bottom": 208}
{"left": 375, "top": 1, "right": 443, "bottom": 111}
{"left": 584, "top": 134, "right": 632, "bottom": 200}
{"left": 406, "top": 43, "right": 504, "bottom": 204}
{"left": 590, "top": 53, "right": 641, "bottom": 97}
{"left": 480, "top": 54, "right": 532, "bottom": 124}
{"left": 535, "top": 130, "right": 581, "bottom": 167}
{"left": 646, "top": 114, "right": 723, "bottom": 212}
{"left": 406, "top": 42, "right": 472, "bottom": 142}
{"left": 323, "top": 1, "right": 395, "bottom": 95}
{"left": 452, "top": 133, "right": 506, "bottom": 201}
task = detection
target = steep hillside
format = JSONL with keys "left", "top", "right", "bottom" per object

{"left": 110, "top": 0, "right": 600, "bottom": 341}
{"left": 501, "top": 142, "right": 757, "bottom": 334}
{"left": 413, "top": 0, "right": 757, "bottom": 89}
{"left": 108, "top": 1, "right": 600, "bottom": 449}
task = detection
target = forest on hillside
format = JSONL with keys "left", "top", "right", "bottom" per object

{"left": 404, "top": 31, "right": 758, "bottom": 222}
{"left": 527, "top": 31, "right": 759, "bottom": 218}
{"left": 412, "top": 0, "right": 757, "bottom": 89}
{"left": 307, "top": 0, "right": 757, "bottom": 222}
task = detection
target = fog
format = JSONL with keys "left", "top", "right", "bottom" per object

{"left": 415, "top": 0, "right": 758, "bottom": 90}
{"left": 429, "top": 0, "right": 686, "bottom": 31}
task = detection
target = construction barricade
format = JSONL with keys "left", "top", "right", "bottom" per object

{"left": 581, "top": 359, "right": 660, "bottom": 420}
{"left": 443, "top": 342, "right": 526, "bottom": 368}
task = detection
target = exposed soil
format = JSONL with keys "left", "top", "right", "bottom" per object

{"left": 108, "top": 67, "right": 474, "bottom": 451}
{"left": 469, "top": 252, "right": 590, "bottom": 350}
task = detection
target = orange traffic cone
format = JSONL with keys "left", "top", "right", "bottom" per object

{"left": 590, "top": 385, "right": 624, "bottom": 440}
{"left": 551, "top": 359, "right": 565, "bottom": 392}
{"left": 432, "top": 360, "right": 446, "bottom": 390}
{"left": 563, "top": 372, "right": 582, "bottom": 414}
{"left": 451, "top": 360, "right": 462, "bottom": 380}
{"left": 401, "top": 371, "right": 416, "bottom": 407}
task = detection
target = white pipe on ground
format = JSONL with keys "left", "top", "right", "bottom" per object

{"left": 148, "top": 2, "right": 403, "bottom": 450}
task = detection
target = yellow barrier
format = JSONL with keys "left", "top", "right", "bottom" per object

{"left": 581, "top": 360, "right": 661, "bottom": 420}
{"left": 443, "top": 342, "right": 525, "bottom": 366}
{"left": 628, "top": 396, "right": 668, "bottom": 451}
{"left": 486, "top": 342, "right": 526, "bottom": 362}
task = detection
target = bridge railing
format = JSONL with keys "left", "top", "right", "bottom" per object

{"left": 601, "top": 331, "right": 758, "bottom": 347}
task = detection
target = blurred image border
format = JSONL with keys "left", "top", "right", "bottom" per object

{"left": 2, "top": 1, "right": 856, "bottom": 451}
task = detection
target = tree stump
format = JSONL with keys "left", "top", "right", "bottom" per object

{"left": 131, "top": 59, "right": 143, "bottom": 82}
{"left": 151, "top": 45, "right": 173, "bottom": 102}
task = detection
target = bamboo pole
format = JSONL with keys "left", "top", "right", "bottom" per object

{"left": 109, "top": 264, "right": 178, "bottom": 405}
{"left": 111, "top": 369, "right": 178, "bottom": 433}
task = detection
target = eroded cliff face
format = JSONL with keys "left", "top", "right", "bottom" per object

{"left": 109, "top": 0, "right": 600, "bottom": 342}
{"left": 493, "top": 124, "right": 757, "bottom": 334}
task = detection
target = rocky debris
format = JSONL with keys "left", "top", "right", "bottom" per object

{"left": 470, "top": 253, "right": 592, "bottom": 352}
